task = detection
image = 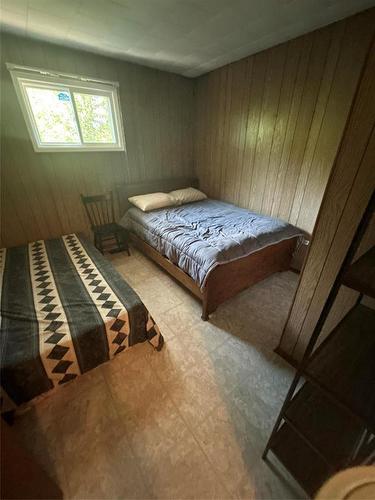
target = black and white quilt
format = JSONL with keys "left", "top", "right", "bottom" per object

{"left": 0, "top": 233, "right": 163, "bottom": 407}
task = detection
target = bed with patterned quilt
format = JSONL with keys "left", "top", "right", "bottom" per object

{"left": 0, "top": 233, "right": 163, "bottom": 409}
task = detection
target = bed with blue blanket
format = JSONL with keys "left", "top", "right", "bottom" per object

{"left": 0, "top": 233, "right": 163, "bottom": 410}
{"left": 118, "top": 179, "right": 303, "bottom": 320}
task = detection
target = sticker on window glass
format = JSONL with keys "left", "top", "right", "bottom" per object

{"left": 58, "top": 92, "right": 70, "bottom": 101}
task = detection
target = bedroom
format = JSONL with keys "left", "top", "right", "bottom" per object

{"left": 1, "top": 0, "right": 375, "bottom": 499}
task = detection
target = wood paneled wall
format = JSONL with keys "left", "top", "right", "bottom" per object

{"left": 0, "top": 33, "right": 194, "bottom": 247}
{"left": 195, "top": 10, "right": 375, "bottom": 234}
{"left": 1, "top": 9, "right": 374, "bottom": 250}
{"left": 278, "top": 36, "right": 375, "bottom": 363}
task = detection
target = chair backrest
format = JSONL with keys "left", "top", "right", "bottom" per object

{"left": 80, "top": 192, "right": 115, "bottom": 228}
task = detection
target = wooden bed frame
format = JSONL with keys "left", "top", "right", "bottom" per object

{"left": 117, "top": 177, "right": 298, "bottom": 320}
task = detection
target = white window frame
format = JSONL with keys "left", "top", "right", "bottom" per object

{"left": 7, "top": 63, "right": 126, "bottom": 153}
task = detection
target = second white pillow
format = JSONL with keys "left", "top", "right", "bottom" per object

{"left": 169, "top": 187, "right": 207, "bottom": 206}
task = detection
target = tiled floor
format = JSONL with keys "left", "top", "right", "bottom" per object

{"left": 13, "top": 248, "right": 307, "bottom": 499}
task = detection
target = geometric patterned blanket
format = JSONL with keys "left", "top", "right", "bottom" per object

{"left": 0, "top": 233, "right": 163, "bottom": 407}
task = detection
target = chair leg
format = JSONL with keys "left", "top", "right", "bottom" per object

{"left": 114, "top": 231, "right": 122, "bottom": 252}
{"left": 124, "top": 230, "right": 131, "bottom": 256}
{"left": 122, "top": 231, "right": 130, "bottom": 256}
{"left": 98, "top": 235, "right": 104, "bottom": 254}
{"left": 116, "top": 230, "right": 130, "bottom": 255}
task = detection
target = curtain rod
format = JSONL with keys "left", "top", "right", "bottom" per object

{"left": 6, "top": 63, "right": 120, "bottom": 87}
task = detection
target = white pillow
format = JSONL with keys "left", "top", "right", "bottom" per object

{"left": 128, "top": 192, "right": 175, "bottom": 212}
{"left": 169, "top": 187, "right": 207, "bottom": 206}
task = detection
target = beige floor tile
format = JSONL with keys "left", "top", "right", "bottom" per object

{"left": 233, "top": 457, "right": 308, "bottom": 500}
{"left": 116, "top": 254, "right": 162, "bottom": 287}
{"left": 225, "top": 378, "right": 280, "bottom": 441}
{"left": 165, "top": 362, "right": 229, "bottom": 427}
{"left": 182, "top": 319, "right": 232, "bottom": 352}
{"left": 193, "top": 401, "right": 305, "bottom": 500}
{"left": 132, "top": 275, "right": 185, "bottom": 316}
{"left": 104, "top": 354, "right": 164, "bottom": 420}
{"left": 137, "top": 427, "right": 230, "bottom": 500}
{"left": 148, "top": 335, "right": 207, "bottom": 384}
{"left": 196, "top": 338, "right": 269, "bottom": 398}
{"left": 107, "top": 361, "right": 228, "bottom": 499}
{"left": 124, "top": 389, "right": 188, "bottom": 456}
{"left": 228, "top": 347, "right": 293, "bottom": 410}
{"left": 163, "top": 302, "right": 205, "bottom": 334}
{"left": 106, "top": 251, "right": 132, "bottom": 266}
{"left": 156, "top": 319, "right": 176, "bottom": 341}
{"left": 59, "top": 375, "right": 121, "bottom": 454}
{"left": 65, "top": 431, "right": 150, "bottom": 499}
{"left": 208, "top": 308, "right": 253, "bottom": 341}
{"left": 162, "top": 278, "right": 202, "bottom": 308}
{"left": 192, "top": 402, "right": 261, "bottom": 496}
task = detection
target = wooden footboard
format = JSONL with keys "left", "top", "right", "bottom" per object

{"left": 130, "top": 233, "right": 298, "bottom": 320}
{"left": 201, "top": 237, "right": 298, "bottom": 319}
{"left": 129, "top": 234, "right": 203, "bottom": 300}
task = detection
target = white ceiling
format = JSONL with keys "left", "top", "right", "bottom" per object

{"left": 1, "top": 0, "right": 374, "bottom": 77}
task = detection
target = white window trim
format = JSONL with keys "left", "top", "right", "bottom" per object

{"left": 7, "top": 63, "right": 126, "bottom": 153}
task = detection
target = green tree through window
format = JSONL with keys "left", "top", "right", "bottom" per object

{"left": 27, "top": 87, "right": 80, "bottom": 143}
{"left": 74, "top": 93, "right": 115, "bottom": 143}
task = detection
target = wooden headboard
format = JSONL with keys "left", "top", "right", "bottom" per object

{"left": 116, "top": 177, "right": 199, "bottom": 216}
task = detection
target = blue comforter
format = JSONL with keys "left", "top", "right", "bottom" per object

{"left": 119, "top": 199, "right": 302, "bottom": 288}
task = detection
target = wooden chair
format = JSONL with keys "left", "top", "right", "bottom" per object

{"left": 80, "top": 192, "right": 130, "bottom": 255}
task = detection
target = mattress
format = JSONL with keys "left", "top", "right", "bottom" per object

{"left": 120, "top": 199, "right": 303, "bottom": 288}
{"left": 0, "top": 233, "right": 163, "bottom": 408}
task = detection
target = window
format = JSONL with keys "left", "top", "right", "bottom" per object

{"left": 7, "top": 64, "right": 125, "bottom": 152}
